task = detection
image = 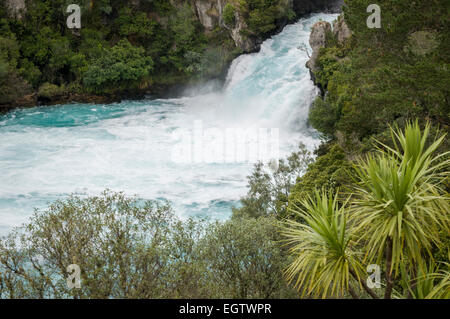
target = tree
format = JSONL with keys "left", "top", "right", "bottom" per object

{"left": 352, "top": 121, "right": 449, "bottom": 298}
{"left": 0, "top": 191, "right": 176, "bottom": 298}
{"left": 282, "top": 190, "right": 368, "bottom": 298}
{"left": 201, "top": 217, "right": 297, "bottom": 298}
{"left": 232, "top": 143, "right": 313, "bottom": 219}
{"left": 83, "top": 39, "right": 153, "bottom": 93}
{"left": 283, "top": 121, "right": 450, "bottom": 299}
{"left": 223, "top": 3, "right": 236, "bottom": 27}
{"left": 0, "top": 192, "right": 296, "bottom": 299}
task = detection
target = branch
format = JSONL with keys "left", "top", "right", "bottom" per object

{"left": 384, "top": 237, "right": 394, "bottom": 299}
{"left": 349, "top": 268, "right": 379, "bottom": 299}
{"left": 297, "top": 44, "right": 311, "bottom": 58}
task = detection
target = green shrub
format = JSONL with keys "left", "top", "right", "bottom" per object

{"left": 201, "top": 217, "right": 298, "bottom": 298}
{"left": 223, "top": 3, "right": 236, "bottom": 26}
{"left": 285, "top": 144, "right": 354, "bottom": 220}
{"left": 83, "top": 39, "right": 153, "bottom": 93}
{"left": 232, "top": 144, "right": 313, "bottom": 219}
{"left": 0, "top": 191, "right": 297, "bottom": 299}
{"left": 117, "top": 8, "right": 157, "bottom": 40}
{"left": 309, "top": 96, "right": 339, "bottom": 138}
{"left": 37, "top": 83, "right": 65, "bottom": 99}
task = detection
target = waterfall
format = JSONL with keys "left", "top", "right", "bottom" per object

{"left": 0, "top": 13, "right": 338, "bottom": 234}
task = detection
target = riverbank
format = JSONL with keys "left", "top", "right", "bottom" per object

{"left": 0, "top": 13, "right": 337, "bottom": 235}
{"left": 0, "top": 1, "right": 343, "bottom": 113}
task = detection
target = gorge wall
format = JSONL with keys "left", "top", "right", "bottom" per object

{"left": 191, "top": 0, "right": 343, "bottom": 52}
{"left": 0, "top": 0, "right": 343, "bottom": 110}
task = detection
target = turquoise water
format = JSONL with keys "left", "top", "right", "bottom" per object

{"left": 0, "top": 14, "right": 338, "bottom": 234}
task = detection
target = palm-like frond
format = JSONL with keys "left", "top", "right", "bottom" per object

{"left": 402, "top": 261, "right": 450, "bottom": 299}
{"left": 425, "top": 264, "right": 450, "bottom": 299}
{"left": 352, "top": 121, "right": 450, "bottom": 274}
{"left": 281, "top": 190, "right": 363, "bottom": 298}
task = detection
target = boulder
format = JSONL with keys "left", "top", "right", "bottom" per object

{"left": 333, "top": 14, "right": 352, "bottom": 44}
{"left": 192, "top": 0, "right": 223, "bottom": 31}
{"left": 306, "top": 21, "right": 332, "bottom": 72}
{"left": 5, "top": 0, "right": 26, "bottom": 19}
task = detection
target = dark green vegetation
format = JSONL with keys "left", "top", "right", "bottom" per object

{"left": 236, "top": 0, "right": 296, "bottom": 35}
{"left": 0, "top": 0, "right": 449, "bottom": 299}
{"left": 0, "top": 0, "right": 309, "bottom": 108}
{"left": 233, "top": 0, "right": 450, "bottom": 298}
{"left": 309, "top": 0, "right": 449, "bottom": 149}
{"left": 283, "top": 122, "right": 449, "bottom": 298}
{"left": 0, "top": 0, "right": 238, "bottom": 103}
{"left": 0, "top": 191, "right": 297, "bottom": 298}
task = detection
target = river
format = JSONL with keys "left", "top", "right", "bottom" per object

{"left": 0, "top": 13, "right": 338, "bottom": 234}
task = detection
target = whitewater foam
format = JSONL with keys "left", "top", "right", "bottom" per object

{"left": 0, "top": 13, "right": 338, "bottom": 234}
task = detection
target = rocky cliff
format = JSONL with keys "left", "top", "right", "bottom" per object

{"left": 306, "top": 21, "right": 332, "bottom": 73}
{"left": 4, "top": 0, "right": 26, "bottom": 19}
{"left": 6, "top": 0, "right": 342, "bottom": 52}
{"left": 306, "top": 13, "right": 351, "bottom": 89}
{"left": 0, "top": 0, "right": 345, "bottom": 110}
{"left": 191, "top": 0, "right": 343, "bottom": 52}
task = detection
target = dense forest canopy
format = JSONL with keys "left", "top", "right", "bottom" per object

{"left": 0, "top": 0, "right": 339, "bottom": 107}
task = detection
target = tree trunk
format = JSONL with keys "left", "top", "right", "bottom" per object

{"left": 349, "top": 268, "right": 379, "bottom": 299}
{"left": 384, "top": 237, "right": 394, "bottom": 299}
{"left": 407, "top": 261, "right": 418, "bottom": 299}
{"left": 348, "top": 285, "right": 359, "bottom": 299}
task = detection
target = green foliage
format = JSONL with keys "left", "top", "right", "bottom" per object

{"left": 309, "top": 96, "right": 340, "bottom": 138}
{"left": 283, "top": 122, "right": 450, "bottom": 299}
{"left": 38, "top": 83, "right": 65, "bottom": 100}
{"left": 286, "top": 145, "right": 354, "bottom": 220}
{"left": 223, "top": 3, "right": 236, "bottom": 26}
{"left": 232, "top": 143, "right": 313, "bottom": 219}
{"left": 0, "top": 36, "right": 20, "bottom": 69}
{"left": 283, "top": 190, "right": 364, "bottom": 298}
{"left": 351, "top": 122, "right": 449, "bottom": 278}
{"left": 201, "top": 217, "right": 297, "bottom": 298}
{"left": 17, "top": 59, "right": 42, "bottom": 88}
{"left": 239, "top": 0, "right": 288, "bottom": 36}
{"left": 309, "top": 0, "right": 450, "bottom": 146}
{"left": 0, "top": 191, "right": 296, "bottom": 299}
{"left": 83, "top": 39, "right": 153, "bottom": 93}
{"left": 116, "top": 8, "right": 157, "bottom": 40}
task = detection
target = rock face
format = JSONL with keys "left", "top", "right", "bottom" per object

{"left": 5, "top": 0, "right": 26, "bottom": 19}
{"left": 192, "top": 0, "right": 258, "bottom": 52}
{"left": 306, "top": 21, "right": 332, "bottom": 72}
{"left": 333, "top": 14, "right": 352, "bottom": 44}
{"left": 306, "top": 14, "right": 352, "bottom": 74}
{"left": 192, "top": 0, "right": 343, "bottom": 53}
{"left": 192, "top": 0, "right": 224, "bottom": 30}
{"left": 228, "top": 8, "right": 260, "bottom": 52}
{"left": 305, "top": 14, "right": 352, "bottom": 93}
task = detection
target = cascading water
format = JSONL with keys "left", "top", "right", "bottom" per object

{"left": 0, "top": 13, "right": 338, "bottom": 234}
